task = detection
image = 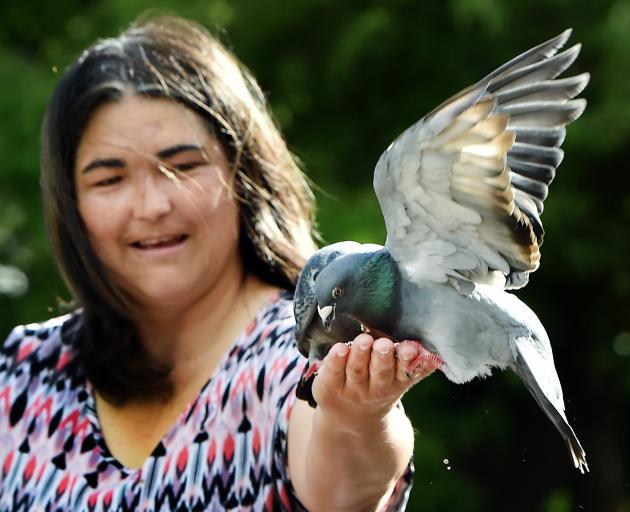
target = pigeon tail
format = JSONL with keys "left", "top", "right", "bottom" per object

{"left": 512, "top": 336, "right": 588, "bottom": 473}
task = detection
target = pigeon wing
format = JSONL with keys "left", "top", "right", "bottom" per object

{"left": 375, "top": 29, "right": 588, "bottom": 290}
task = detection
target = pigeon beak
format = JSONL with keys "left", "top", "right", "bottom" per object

{"left": 317, "top": 304, "right": 335, "bottom": 332}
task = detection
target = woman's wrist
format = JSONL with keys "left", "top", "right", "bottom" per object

{"left": 313, "top": 396, "right": 399, "bottom": 438}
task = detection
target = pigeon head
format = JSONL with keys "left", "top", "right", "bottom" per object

{"left": 314, "top": 249, "right": 400, "bottom": 333}
{"left": 313, "top": 257, "right": 352, "bottom": 332}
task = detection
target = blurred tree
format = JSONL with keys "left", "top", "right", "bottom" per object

{"left": 1, "top": 0, "right": 628, "bottom": 510}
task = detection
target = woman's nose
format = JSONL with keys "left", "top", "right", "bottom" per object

{"left": 133, "top": 171, "right": 174, "bottom": 221}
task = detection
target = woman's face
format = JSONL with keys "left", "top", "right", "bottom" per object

{"left": 75, "top": 94, "right": 242, "bottom": 308}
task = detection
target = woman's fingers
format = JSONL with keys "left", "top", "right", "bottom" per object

{"left": 368, "top": 337, "right": 396, "bottom": 391}
{"left": 344, "top": 333, "right": 373, "bottom": 388}
{"left": 395, "top": 340, "right": 441, "bottom": 383}
{"left": 314, "top": 335, "right": 437, "bottom": 410}
{"left": 312, "top": 342, "right": 349, "bottom": 404}
{"left": 395, "top": 341, "right": 420, "bottom": 384}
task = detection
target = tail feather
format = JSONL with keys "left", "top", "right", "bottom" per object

{"left": 512, "top": 336, "right": 588, "bottom": 473}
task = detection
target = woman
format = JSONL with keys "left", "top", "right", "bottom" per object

{"left": 0, "top": 16, "right": 432, "bottom": 511}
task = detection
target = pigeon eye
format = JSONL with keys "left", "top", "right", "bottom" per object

{"left": 332, "top": 287, "right": 343, "bottom": 299}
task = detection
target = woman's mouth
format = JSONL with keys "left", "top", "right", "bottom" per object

{"left": 131, "top": 234, "right": 188, "bottom": 249}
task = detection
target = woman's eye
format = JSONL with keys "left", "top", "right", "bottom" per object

{"left": 173, "top": 161, "right": 204, "bottom": 172}
{"left": 94, "top": 176, "right": 122, "bottom": 187}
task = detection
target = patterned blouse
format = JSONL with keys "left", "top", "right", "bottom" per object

{"left": 0, "top": 292, "right": 412, "bottom": 511}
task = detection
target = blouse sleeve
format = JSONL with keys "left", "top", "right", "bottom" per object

{"left": 267, "top": 324, "right": 310, "bottom": 511}
{"left": 378, "top": 404, "right": 414, "bottom": 511}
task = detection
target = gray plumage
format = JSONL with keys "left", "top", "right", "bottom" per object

{"left": 294, "top": 29, "right": 589, "bottom": 472}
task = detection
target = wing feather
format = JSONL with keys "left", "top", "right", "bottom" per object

{"left": 487, "top": 44, "right": 582, "bottom": 93}
{"left": 375, "top": 30, "right": 588, "bottom": 291}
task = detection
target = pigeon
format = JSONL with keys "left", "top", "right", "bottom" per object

{"left": 294, "top": 29, "right": 589, "bottom": 473}
{"left": 294, "top": 241, "right": 443, "bottom": 407}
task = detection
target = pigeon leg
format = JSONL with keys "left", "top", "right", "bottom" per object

{"left": 296, "top": 360, "right": 322, "bottom": 408}
{"left": 398, "top": 340, "right": 444, "bottom": 379}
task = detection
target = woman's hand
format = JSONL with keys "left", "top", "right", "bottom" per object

{"left": 289, "top": 333, "right": 439, "bottom": 510}
{"left": 311, "top": 333, "right": 439, "bottom": 433}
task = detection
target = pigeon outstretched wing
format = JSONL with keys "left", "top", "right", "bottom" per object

{"left": 374, "top": 29, "right": 589, "bottom": 291}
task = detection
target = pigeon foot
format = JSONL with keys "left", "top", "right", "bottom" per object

{"left": 398, "top": 340, "right": 444, "bottom": 379}
{"left": 296, "top": 360, "right": 321, "bottom": 408}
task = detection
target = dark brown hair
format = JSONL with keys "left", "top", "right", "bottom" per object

{"left": 41, "top": 15, "right": 317, "bottom": 404}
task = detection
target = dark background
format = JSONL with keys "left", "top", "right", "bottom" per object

{"left": 1, "top": 1, "right": 628, "bottom": 510}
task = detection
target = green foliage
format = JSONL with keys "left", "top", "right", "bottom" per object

{"left": 544, "top": 487, "right": 573, "bottom": 512}
{"left": 1, "top": 0, "right": 628, "bottom": 509}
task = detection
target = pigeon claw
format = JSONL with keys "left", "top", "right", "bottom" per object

{"left": 399, "top": 340, "right": 444, "bottom": 380}
{"left": 296, "top": 361, "right": 321, "bottom": 408}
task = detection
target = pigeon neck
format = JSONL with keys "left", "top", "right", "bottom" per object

{"left": 355, "top": 250, "right": 401, "bottom": 334}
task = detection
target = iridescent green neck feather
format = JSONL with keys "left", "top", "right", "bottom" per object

{"left": 352, "top": 249, "right": 401, "bottom": 333}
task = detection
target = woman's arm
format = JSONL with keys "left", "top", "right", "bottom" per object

{"left": 288, "top": 333, "right": 435, "bottom": 511}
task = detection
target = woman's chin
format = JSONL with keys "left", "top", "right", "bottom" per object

{"left": 127, "top": 282, "right": 202, "bottom": 310}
